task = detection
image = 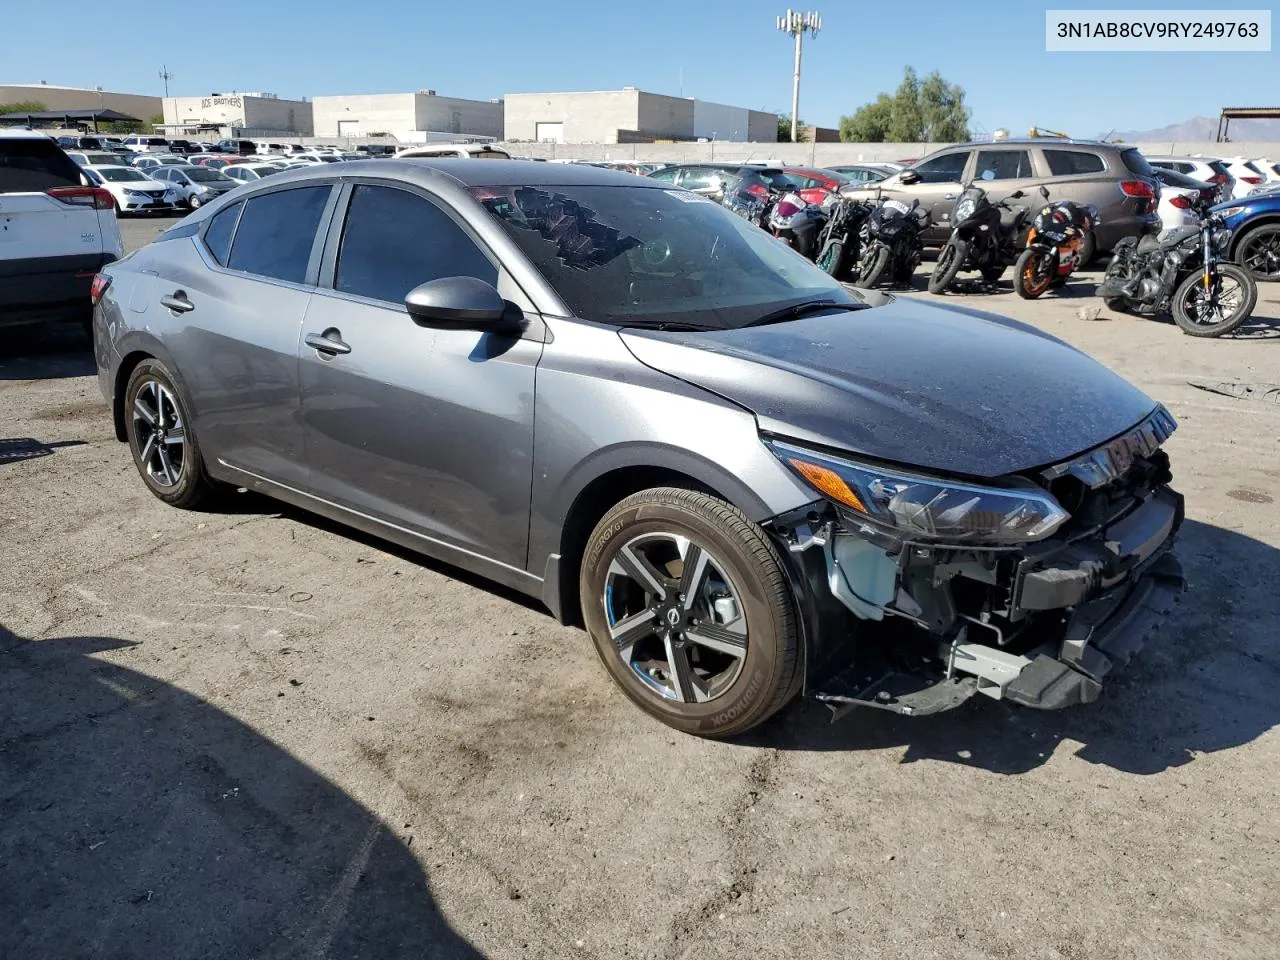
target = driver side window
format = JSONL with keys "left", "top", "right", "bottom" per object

{"left": 912, "top": 151, "right": 970, "bottom": 183}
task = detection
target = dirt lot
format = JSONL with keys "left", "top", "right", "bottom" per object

{"left": 2, "top": 216, "right": 1278, "bottom": 959}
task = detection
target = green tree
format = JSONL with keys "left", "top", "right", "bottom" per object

{"left": 776, "top": 113, "right": 809, "bottom": 142}
{"left": 147, "top": 113, "right": 164, "bottom": 129}
{"left": 839, "top": 67, "right": 970, "bottom": 143}
{"left": 0, "top": 100, "right": 49, "bottom": 115}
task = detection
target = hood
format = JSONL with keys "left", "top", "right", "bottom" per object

{"left": 619, "top": 299, "right": 1158, "bottom": 479}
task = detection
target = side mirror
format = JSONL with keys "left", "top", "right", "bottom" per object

{"left": 1009, "top": 190, "right": 1025, "bottom": 199}
{"left": 405, "top": 277, "right": 510, "bottom": 328}
{"left": 898, "top": 169, "right": 921, "bottom": 185}
{"left": 1039, "top": 185, "right": 1050, "bottom": 199}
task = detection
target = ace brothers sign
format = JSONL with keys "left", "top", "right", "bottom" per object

{"left": 199, "top": 95, "right": 245, "bottom": 120}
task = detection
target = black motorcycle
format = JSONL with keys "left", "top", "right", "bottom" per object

{"left": 1098, "top": 202, "right": 1257, "bottom": 337}
{"left": 814, "top": 192, "right": 876, "bottom": 278}
{"left": 927, "top": 180, "right": 1029, "bottom": 294}
{"left": 854, "top": 197, "right": 930, "bottom": 289}
{"left": 721, "top": 171, "right": 784, "bottom": 229}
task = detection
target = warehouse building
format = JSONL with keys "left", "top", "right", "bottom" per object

{"left": 503, "top": 88, "right": 777, "bottom": 143}
{"left": 311, "top": 91, "right": 503, "bottom": 142}
{"left": 160, "top": 92, "right": 313, "bottom": 137}
{"left": 0, "top": 83, "right": 160, "bottom": 122}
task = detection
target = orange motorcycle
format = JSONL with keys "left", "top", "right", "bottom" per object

{"left": 1014, "top": 186, "right": 1099, "bottom": 299}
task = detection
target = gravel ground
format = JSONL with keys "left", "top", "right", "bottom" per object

{"left": 2, "top": 215, "right": 1278, "bottom": 959}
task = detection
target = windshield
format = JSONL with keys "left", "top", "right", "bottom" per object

{"left": 185, "top": 166, "right": 231, "bottom": 181}
{"left": 98, "top": 167, "right": 147, "bottom": 182}
{"left": 470, "top": 184, "right": 857, "bottom": 329}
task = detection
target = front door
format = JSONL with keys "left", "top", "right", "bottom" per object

{"left": 972, "top": 149, "right": 1038, "bottom": 230}
{"left": 299, "top": 182, "right": 541, "bottom": 570}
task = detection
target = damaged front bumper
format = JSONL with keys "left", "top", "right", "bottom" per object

{"left": 775, "top": 468, "right": 1186, "bottom": 719}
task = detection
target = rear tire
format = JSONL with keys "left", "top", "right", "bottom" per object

{"left": 579, "top": 487, "right": 801, "bottom": 738}
{"left": 928, "top": 239, "right": 965, "bottom": 294}
{"left": 1171, "top": 263, "right": 1257, "bottom": 337}
{"left": 123, "top": 360, "right": 216, "bottom": 509}
{"left": 854, "top": 245, "right": 890, "bottom": 289}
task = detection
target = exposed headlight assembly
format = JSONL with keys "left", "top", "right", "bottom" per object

{"left": 769, "top": 440, "right": 1069, "bottom": 544}
{"left": 952, "top": 197, "right": 976, "bottom": 222}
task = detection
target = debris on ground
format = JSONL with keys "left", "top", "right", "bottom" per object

{"left": 1187, "top": 381, "right": 1280, "bottom": 404}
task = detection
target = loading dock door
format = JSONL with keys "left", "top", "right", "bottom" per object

{"left": 337, "top": 120, "right": 361, "bottom": 137}
{"left": 535, "top": 122, "right": 564, "bottom": 143}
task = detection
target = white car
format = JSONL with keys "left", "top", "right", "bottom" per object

{"left": 147, "top": 165, "right": 239, "bottom": 208}
{"left": 66, "top": 151, "right": 125, "bottom": 168}
{"left": 1146, "top": 156, "right": 1235, "bottom": 204}
{"left": 132, "top": 154, "right": 189, "bottom": 171}
{"left": 394, "top": 143, "right": 511, "bottom": 160}
{"left": 120, "top": 135, "right": 171, "bottom": 153}
{"left": 0, "top": 130, "right": 123, "bottom": 331}
{"left": 1151, "top": 167, "right": 1211, "bottom": 230}
{"left": 221, "top": 163, "right": 285, "bottom": 184}
{"left": 1214, "top": 157, "right": 1268, "bottom": 198}
{"left": 80, "top": 166, "right": 178, "bottom": 216}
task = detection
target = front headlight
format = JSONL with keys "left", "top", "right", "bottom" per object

{"left": 1218, "top": 206, "right": 1245, "bottom": 218}
{"left": 769, "top": 440, "right": 1069, "bottom": 544}
{"left": 952, "top": 197, "right": 976, "bottom": 222}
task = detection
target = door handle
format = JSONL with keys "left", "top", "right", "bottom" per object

{"left": 160, "top": 290, "right": 194, "bottom": 313}
{"left": 305, "top": 329, "right": 351, "bottom": 356}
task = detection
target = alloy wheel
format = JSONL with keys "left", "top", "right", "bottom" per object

{"left": 1240, "top": 229, "right": 1280, "bottom": 280}
{"left": 1180, "top": 272, "right": 1246, "bottom": 326}
{"left": 602, "top": 532, "right": 748, "bottom": 704}
{"left": 131, "top": 380, "right": 187, "bottom": 487}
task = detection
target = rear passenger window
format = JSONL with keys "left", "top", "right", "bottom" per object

{"left": 203, "top": 201, "right": 241, "bottom": 266}
{"left": 975, "top": 150, "right": 1032, "bottom": 180}
{"left": 0, "top": 137, "right": 83, "bottom": 193}
{"left": 1044, "top": 150, "right": 1106, "bottom": 176}
{"left": 335, "top": 184, "right": 496, "bottom": 304}
{"left": 227, "top": 186, "right": 330, "bottom": 283}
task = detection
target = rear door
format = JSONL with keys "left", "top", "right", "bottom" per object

{"left": 298, "top": 181, "right": 541, "bottom": 569}
{"left": 0, "top": 135, "right": 117, "bottom": 314}
{"left": 972, "top": 148, "right": 1038, "bottom": 209}
{"left": 167, "top": 184, "right": 337, "bottom": 488}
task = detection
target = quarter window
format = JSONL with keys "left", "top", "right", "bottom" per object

{"left": 226, "top": 185, "right": 330, "bottom": 283}
{"left": 203, "top": 201, "right": 241, "bottom": 266}
{"left": 1043, "top": 150, "right": 1106, "bottom": 176}
{"left": 975, "top": 150, "right": 1033, "bottom": 180}
{"left": 334, "top": 184, "right": 496, "bottom": 304}
{"left": 646, "top": 168, "right": 678, "bottom": 184}
{"left": 911, "top": 151, "right": 969, "bottom": 183}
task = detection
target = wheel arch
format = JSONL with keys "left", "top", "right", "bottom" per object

{"left": 1229, "top": 214, "right": 1280, "bottom": 260}
{"left": 110, "top": 334, "right": 187, "bottom": 443}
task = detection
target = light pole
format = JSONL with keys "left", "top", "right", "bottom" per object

{"left": 776, "top": 9, "right": 821, "bottom": 143}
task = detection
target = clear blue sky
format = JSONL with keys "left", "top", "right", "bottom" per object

{"left": 4, "top": 0, "right": 1275, "bottom": 135}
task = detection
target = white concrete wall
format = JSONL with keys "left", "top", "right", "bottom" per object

{"left": 635, "top": 92, "right": 694, "bottom": 140}
{"left": 413, "top": 95, "right": 502, "bottom": 138}
{"left": 692, "top": 101, "right": 749, "bottom": 141}
{"left": 244, "top": 97, "right": 312, "bottom": 136}
{"left": 164, "top": 95, "right": 244, "bottom": 128}
{"left": 748, "top": 111, "right": 777, "bottom": 143}
{"left": 312, "top": 93, "right": 417, "bottom": 139}
{"left": 504, "top": 90, "right": 642, "bottom": 143}
{"left": 162, "top": 95, "right": 310, "bottom": 134}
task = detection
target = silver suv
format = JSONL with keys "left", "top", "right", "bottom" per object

{"left": 843, "top": 139, "right": 1161, "bottom": 258}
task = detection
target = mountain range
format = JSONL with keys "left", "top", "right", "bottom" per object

{"left": 1100, "top": 115, "right": 1280, "bottom": 142}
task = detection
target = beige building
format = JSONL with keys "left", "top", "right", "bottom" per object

{"left": 161, "top": 93, "right": 313, "bottom": 137}
{"left": 311, "top": 92, "right": 503, "bottom": 142}
{"left": 503, "top": 88, "right": 777, "bottom": 143}
{"left": 0, "top": 83, "right": 161, "bottom": 121}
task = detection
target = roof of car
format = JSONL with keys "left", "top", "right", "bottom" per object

{"left": 0, "top": 129, "right": 54, "bottom": 140}
{"left": 957, "top": 137, "right": 1134, "bottom": 149}
{"left": 391, "top": 158, "right": 671, "bottom": 188}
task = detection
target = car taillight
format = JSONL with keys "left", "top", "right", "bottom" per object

{"left": 746, "top": 183, "right": 767, "bottom": 196}
{"left": 47, "top": 186, "right": 115, "bottom": 210}
{"left": 90, "top": 273, "right": 111, "bottom": 305}
{"left": 1119, "top": 180, "right": 1155, "bottom": 200}
{"left": 1169, "top": 195, "right": 1192, "bottom": 209}
{"left": 1241, "top": 176, "right": 1263, "bottom": 185}
{"left": 1208, "top": 173, "right": 1228, "bottom": 184}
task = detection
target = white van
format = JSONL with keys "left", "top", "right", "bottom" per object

{"left": 0, "top": 131, "right": 123, "bottom": 330}
{"left": 121, "top": 135, "right": 171, "bottom": 153}
{"left": 393, "top": 143, "right": 511, "bottom": 160}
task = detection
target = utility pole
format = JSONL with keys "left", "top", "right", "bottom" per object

{"left": 776, "top": 9, "right": 821, "bottom": 143}
{"left": 158, "top": 65, "right": 173, "bottom": 98}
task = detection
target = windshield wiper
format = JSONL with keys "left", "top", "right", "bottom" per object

{"left": 742, "top": 299, "right": 867, "bottom": 328}
{"left": 617, "top": 319, "right": 722, "bottom": 332}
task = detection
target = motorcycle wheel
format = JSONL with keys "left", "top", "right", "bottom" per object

{"left": 1014, "top": 248, "right": 1055, "bottom": 299}
{"left": 854, "top": 246, "right": 890, "bottom": 289}
{"left": 928, "top": 240, "right": 965, "bottom": 294}
{"left": 1103, "top": 297, "right": 1131, "bottom": 313}
{"left": 1171, "top": 263, "right": 1257, "bottom": 338}
{"left": 816, "top": 238, "right": 845, "bottom": 277}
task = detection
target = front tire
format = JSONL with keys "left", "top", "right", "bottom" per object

{"left": 854, "top": 245, "right": 890, "bottom": 289}
{"left": 1235, "top": 224, "right": 1280, "bottom": 282}
{"left": 124, "top": 359, "right": 215, "bottom": 509}
{"left": 816, "top": 237, "right": 846, "bottom": 278}
{"left": 1171, "top": 263, "right": 1257, "bottom": 337}
{"left": 1014, "top": 247, "right": 1055, "bottom": 299}
{"left": 188, "top": 194, "right": 202, "bottom": 209}
{"left": 928, "top": 239, "right": 966, "bottom": 294}
{"left": 579, "top": 488, "right": 801, "bottom": 738}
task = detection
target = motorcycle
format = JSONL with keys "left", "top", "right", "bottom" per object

{"left": 1097, "top": 201, "right": 1257, "bottom": 337}
{"left": 814, "top": 192, "right": 876, "bottom": 278}
{"left": 927, "top": 177, "right": 1030, "bottom": 294}
{"left": 721, "top": 171, "right": 782, "bottom": 228}
{"left": 767, "top": 187, "right": 827, "bottom": 260}
{"left": 1014, "top": 188, "right": 1099, "bottom": 299}
{"left": 853, "top": 196, "right": 931, "bottom": 289}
